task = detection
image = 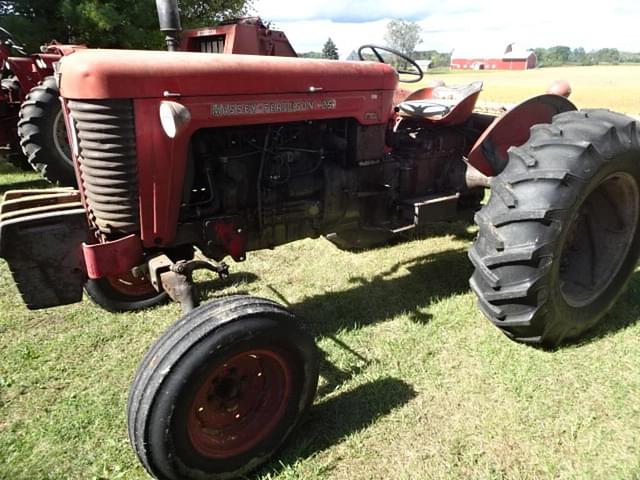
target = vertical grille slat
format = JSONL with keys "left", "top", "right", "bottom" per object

{"left": 198, "top": 35, "right": 225, "bottom": 53}
{"left": 68, "top": 99, "right": 139, "bottom": 235}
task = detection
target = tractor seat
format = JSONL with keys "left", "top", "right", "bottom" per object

{"left": 397, "top": 100, "right": 451, "bottom": 118}
{"left": 396, "top": 80, "right": 483, "bottom": 125}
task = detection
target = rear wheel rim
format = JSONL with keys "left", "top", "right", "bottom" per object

{"left": 560, "top": 172, "right": 640, "bottom": 308}
{"left": 187, "top": 349, "right": 292, "bottom": 459}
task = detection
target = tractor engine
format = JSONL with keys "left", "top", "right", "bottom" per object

{"left": 182, "top": 121, "right": 344, "bottom": 255}
{"left": 175, "top": 118, "right": 476, "bottom": 259}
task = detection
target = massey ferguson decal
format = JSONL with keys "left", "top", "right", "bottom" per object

{"left": 212, "top": 99, "right": 337, "bottom": 117}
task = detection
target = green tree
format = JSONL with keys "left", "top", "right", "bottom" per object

{"left": 545, "top": 46, "right": 571, "bottom": 65}
{"left": 322, "top": 37, "right": 338, "bottom": 59}
{"left": 533, "top": 47, "right": 547, "bottom": 65}
{"left": 0, "top": 0, "right": 252, "bottom": 52}
{"left": 429, "top": 51, "right": 450, "bottom": 68}
{"left": 178, "top": 0, "right": 253, "bottom": 28}
{"left": 593, "top": 48, "right": 620, "bottom": 64}
{"left": 384, "top": 19, "right": 421, "bottom": 59}
{"left": 569, "top": 47, "right": 586, "bottom": 64}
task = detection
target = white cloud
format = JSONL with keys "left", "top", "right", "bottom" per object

{"left": 265, "top": 19, "right": 388, "bottom": 58}
{"left": 252, "top": 0, "right": 436, "bottom": 22}
{"left": 252, "top": 0, "right": 640, "bottom": 55}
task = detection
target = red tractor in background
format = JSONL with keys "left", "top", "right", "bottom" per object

{"left": 0, "top": 28, "right": 83, "bottom": 181}
{"left": 179, "top": 16, "right": 296, "bottom": 56}
{"left": 1, "top": 17, "right": 296, "bottom": 187}
{"left": 2, "top": 0, "right": 640, "bottom": 478}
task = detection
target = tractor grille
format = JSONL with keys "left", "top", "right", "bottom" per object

{"left": 68, "top": 99, "right": 139, "bottom": 236}
{"left": 198, "top": 35, "right": 225, "bottom": 53}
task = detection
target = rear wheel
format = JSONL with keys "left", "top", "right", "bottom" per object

{"left": 127, "top": 296, "right": 319, "bottom": 480}
{"left": 18, "top": 76, "right": 76, "bottom": 186}
{"left": 470, "top": 110, "right": 640, "bottom": 347}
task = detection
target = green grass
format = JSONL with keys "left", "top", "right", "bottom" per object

{"left": 2, "top": 71, "right": 640, "bottom": 479}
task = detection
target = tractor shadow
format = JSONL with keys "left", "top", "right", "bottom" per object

{"left": 259, "top": 376, "right": 416, "bottom": 478}
{"left": 0, "top": 177, "right": 50, "bottom": 195}
{"left": 336, "top": 219, "right": 478, "bottom": 252}
{"left": 252, "top": 247, "right": 466, "bottom": 474}
{"left": 287, "top": 247, "right": 473, "bottom": 338}
{"left": 0, "top": 160, "right": 50, "bottom": 193}
{"left": 567, "top": 269, "right": 640, "bottom": 346}
{"left": 197, "top": 271, "right": 260, "bottom": 299}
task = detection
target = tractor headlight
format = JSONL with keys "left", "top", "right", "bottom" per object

{"left": 159, "top": 101, "right": 191, "bottom": 138}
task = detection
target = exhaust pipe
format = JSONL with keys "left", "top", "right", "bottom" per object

{"left": 156, "top": 0, "right": 182, "bottom": 51}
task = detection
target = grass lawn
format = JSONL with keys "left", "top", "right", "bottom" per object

{"left": 1, "top": 66, "right": 640, "bottom": 480}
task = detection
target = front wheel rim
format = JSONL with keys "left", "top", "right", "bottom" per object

{"left": 559, "top": 172, "right": 640, "bottom": 308}
{"left": 187, "top": 349, "right": 293, "bottom": 459}
{"left": 105, "top": 272, "right": 158, "bottom": 298}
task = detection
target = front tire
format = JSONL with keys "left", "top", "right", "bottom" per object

{"left": 127, "top": 296, "right": 319, "bottom": 480}
{"left": 470, "top": 110, "right": 640, "bottom": 347}
{"left": 84, "top": 273, "right": 168, "bottom": 312}
{"left": 18, "top": 76, "right": 76, "bottom": 186}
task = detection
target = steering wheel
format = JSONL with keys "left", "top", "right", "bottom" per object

{"left": 357, "top": 44, "right": 423, "bottom": 83}
{"left": 0, "top": 28, "right": 27, "bottom": 55}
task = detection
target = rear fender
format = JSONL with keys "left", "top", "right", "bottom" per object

{"left": 468, "top": 94, "right": 576, "bottom": 176}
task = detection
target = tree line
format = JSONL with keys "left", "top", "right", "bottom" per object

{"left": 534, "top": 46, "right": 640, "bottom": 66}
{"left": 0, "top": 0, "right": 252, "bottom": 52}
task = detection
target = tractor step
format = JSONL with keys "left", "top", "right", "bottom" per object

{"left": 401, "top": 193, "right": 460, "bottom": 225}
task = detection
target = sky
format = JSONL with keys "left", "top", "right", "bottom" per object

{"left": 251, "top": 0, "right": 640, "bottom": 58}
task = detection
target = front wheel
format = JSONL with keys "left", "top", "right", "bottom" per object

{"left": 470, "top": 110, "right": 640, "bottom": 347}
{"left": 127, "top": 296, "right": 319, "bottom": 480}
{"left": 84, "top": 272, "right": 168, "bottom": 312}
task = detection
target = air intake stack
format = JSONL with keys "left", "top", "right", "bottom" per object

{"left": 156, "top": 0, "right": 182, "bottom": 51}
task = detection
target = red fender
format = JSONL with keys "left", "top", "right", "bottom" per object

{"left": 468, "top": 94, "right": 576, "bottom": 177}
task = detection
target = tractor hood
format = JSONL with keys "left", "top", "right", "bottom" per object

{"left": 59, "top": 50, "right": 399, "bottom": 99}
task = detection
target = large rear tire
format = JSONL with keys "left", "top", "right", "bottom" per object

{"left": 18, "top": 76, "right": 76, "bottom": 186}
{"left": 127, "top": 296, "right": 319, "bottom": 480}
{"left": 470, "top": 110, "right": 640, "bottom": 347}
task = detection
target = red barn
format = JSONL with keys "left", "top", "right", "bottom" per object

{"left": 450, "top": 43, "right": 536, "bottom": 70}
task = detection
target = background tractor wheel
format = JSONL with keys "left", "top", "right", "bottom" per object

{"left": 1, "top": 76, "right": 30, "bottom": 171}
{"left": 84, "top": 273, "right": 168, "bottom": 312}
{"left": 1, "top": 76, "right": 20, "bottom": 93}
{"left": 18, "top": 76, "right": 76, "bottom": 186}
{"left": 470, "top": 109, "right": 640, "bottom": 347}
{"left": 127, "top": 295, "right": 319, "bottom": 480}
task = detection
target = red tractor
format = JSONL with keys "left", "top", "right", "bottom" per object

{"left": 179, "top": 16, "right": 296, "bottom": 56}
{"left": 0, "top": 28, "right": 83, "bottom": 180}
{"left": 2, "top": 1, "right": 640, "bottom": 478}
{"left": 1, "top": 17, "right": 295, "bottom": 187}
